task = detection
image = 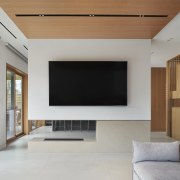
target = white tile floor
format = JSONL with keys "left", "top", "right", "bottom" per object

{"left": 0, "top": 127, "right": 174, "bottom": 180}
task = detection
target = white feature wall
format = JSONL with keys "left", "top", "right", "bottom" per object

{"left": 29, "top": 39, "right": 151, "bottom": 120}
{"left": 0, "top": 40, "right": 28, "bottom": 149}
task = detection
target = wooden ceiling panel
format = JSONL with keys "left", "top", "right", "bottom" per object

{"left": 0, "top": 0, "right": 180, "bottom": 38}
{"left": 14, "top": 18, "right": 167, "bottom": 39}
{"left": 1, "top": 0, "right": 179, "bottom": 13}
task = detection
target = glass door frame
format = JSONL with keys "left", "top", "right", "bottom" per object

{"left": 6, "top": 64, "right": 25, "bottom": 142}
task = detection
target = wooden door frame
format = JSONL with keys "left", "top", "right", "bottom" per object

{"left": 6, "top": 64, "right": 28, "bottom": 143}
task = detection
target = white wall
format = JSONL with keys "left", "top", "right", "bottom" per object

{"left": 151, "top": 40, "right": 180, "bottom": 67}
{"left": 0, "top": 40, "right": 28, "bottom": 149}
{"left": 151, "top": 13, "right": 180, "bottom": 67}
{"left": 0, "top": 8, "right": 28, "bottom": 58}
{"left": 29, "top": 39, "right": 151, "bottom": 120}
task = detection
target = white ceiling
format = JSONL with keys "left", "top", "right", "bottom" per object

{"left": 151, "top": 13, "right": 180, "bottom": 67}
{"left": 154, "top": 13, "right": 180, "bottom": 42}
{"left": 0, "top": 8, "right": 28, "bottom": 58}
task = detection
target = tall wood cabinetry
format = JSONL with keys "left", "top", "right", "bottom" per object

{"left": 167, "top": 55, "right": 180, "bottom": 140}
{"left": 151, "top": 68, "right": 166, "bottom": 131}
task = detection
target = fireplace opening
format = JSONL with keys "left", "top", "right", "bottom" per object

{"left": 52, "top": 120, "right": 96, "bottom": 131}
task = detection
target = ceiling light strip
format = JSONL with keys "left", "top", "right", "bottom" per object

{"left": 15, "top": 14, "right": 168, "bottom": 18}
{"left": 0, "top": 22, "right": 17, "bottom": 39}
{"left": 23, "top": 45, "right": 28, "bottom": 50}
{"left": 144, "top": 15, "right": 167, "bottom": 17}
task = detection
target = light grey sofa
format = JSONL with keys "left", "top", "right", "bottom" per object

{"left": 132, "top": 141, "right": 180, "bottom": 180}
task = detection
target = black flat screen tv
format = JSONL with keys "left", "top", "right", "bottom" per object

{"left": 49, "top": 61, "right": 127, "bottom": 106}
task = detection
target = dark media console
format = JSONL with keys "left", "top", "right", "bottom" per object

{"left": 52, "top": 120, "right": 96, "bottom": 131}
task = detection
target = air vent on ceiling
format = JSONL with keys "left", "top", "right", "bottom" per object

{"left": 23, "top": 45, "right": 28, "bottom": 50}
{"left": 15, "top": 14, "right": 168, "bottom": 18}
{"left": 5, "top": 43, "right": 28, "bottom": 63}
{"left": 0, "top": 22, "right": 17, "bottom": 39}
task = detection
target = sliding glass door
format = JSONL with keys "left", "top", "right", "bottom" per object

{"left": 15, "top": 74, "right": 23, "bottom": 135}
{"left": 6, "top": 70, "right": 15, "bottom": 139}
{"left": 6, "top": 68, "right": 24, "bottom": 141}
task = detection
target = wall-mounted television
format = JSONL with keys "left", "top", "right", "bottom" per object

{"left": 49, "top": 61, "right": 127, "bottom": 106}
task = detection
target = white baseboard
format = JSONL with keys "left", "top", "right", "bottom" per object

{"left": 0, "top": 143, "right": 6, "bottom": 150}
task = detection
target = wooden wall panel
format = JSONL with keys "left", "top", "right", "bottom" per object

{"left": 172, "top": 63, "right": 180, "bottom": 99}
{"left": 172, "top": 107, "right": 180, "bottom": 140}
{"left": 166, "top": 55, "right": 180, "bottom": 137}
{"left": 151, "top": 68, "right": 166, "bottom": 131}
{"left": 171, "top": 62, "right": 180, "bottom": 140}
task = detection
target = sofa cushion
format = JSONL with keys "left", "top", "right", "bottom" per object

{"left": 133, "top": 141, "right": 180, "bottom": 163}
{"left": 134, "top": 161, "right": 180, "bottom": 180}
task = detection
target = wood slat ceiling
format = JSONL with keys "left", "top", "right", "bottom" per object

{"left": 0, "top": 0, "right": 180, "bottom": 39}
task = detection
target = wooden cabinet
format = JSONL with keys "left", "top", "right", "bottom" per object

{"left": 151, "top": 68, "right": 166, "bottom": 131}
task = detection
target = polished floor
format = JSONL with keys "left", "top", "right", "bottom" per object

{"left": 0, "top": 127, "right": 174, "bottom": 180}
